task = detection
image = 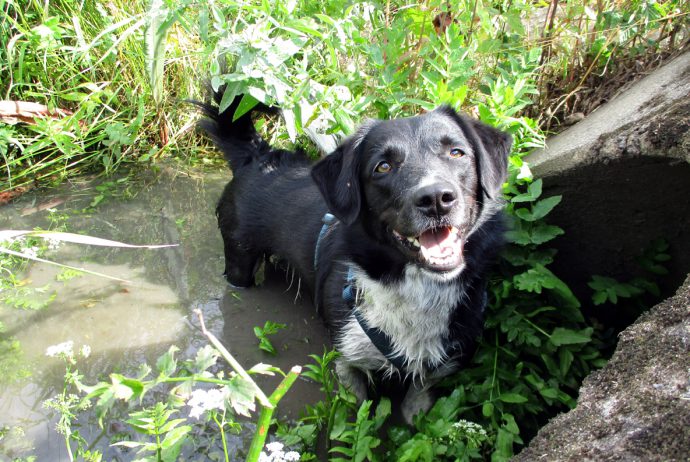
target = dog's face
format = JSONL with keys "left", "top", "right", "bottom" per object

{"left": 312, "top": 106, "right": 511, "bottom": 277}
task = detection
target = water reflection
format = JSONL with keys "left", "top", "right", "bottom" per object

{"left": 0, "top": 166, "right": 329, "bottom": 460}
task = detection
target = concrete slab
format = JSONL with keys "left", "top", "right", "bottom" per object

{"left": 528, "top": 51, "right": 690, "bottom": 177}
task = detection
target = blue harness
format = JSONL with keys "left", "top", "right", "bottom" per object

{"left": 315, "top": 213, "right": 408, "bottom": 372}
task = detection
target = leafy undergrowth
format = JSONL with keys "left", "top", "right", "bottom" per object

{"left": 2, "top": 0, "right": 686, "bottom": 193}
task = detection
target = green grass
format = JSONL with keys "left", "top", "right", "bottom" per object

{"left": 1, "top": 0, "right": 686, "bottom": 193}
{"left": 0, "top": 0, "right": 209, "bottom": 192}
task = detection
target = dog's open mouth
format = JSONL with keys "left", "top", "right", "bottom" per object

{"left": 393, "top": 226, "right": 464, "bottom": 271}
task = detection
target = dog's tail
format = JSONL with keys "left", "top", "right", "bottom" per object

{"left": 193, "top": 93, "right": 279, "bottom": 171}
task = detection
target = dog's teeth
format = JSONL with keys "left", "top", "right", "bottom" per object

{"left": 406, "top": 237, "right": 420, "bottom": 249}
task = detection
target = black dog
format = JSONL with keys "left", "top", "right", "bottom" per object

{"left": 199, "top": 97, "right": 510, "bottom": 423}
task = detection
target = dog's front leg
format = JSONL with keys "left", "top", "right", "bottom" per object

{"left": 401, "top": 381, "right": 436, "bottom": 425}
{"left": 335, "top": 359, "right": 369, "bottom": 402}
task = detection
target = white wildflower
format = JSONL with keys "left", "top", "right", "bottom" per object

{"left": 20, "top": 246, "right": 39, "bottom": 259}
{"left": 80, "top": 344, "right": 91, "bottom": 358}
{"left": 47, "top": 238, "right": 61, "bottom": 251}
{"left": 265, "top": 442, "right": 284, "bottom": 453}
{"left": 517, "top": 162, "right": 533, "bottom": 180}
{"left": 187, "top": 388, "right": 227, "bottom": 419}
{"left": 46, "top": 341, "right": 74, "bottom": 358}
{"left": 260, "top": 441, "right": 300, "bottom": 462}
{"left": 284, "top": 451, "right": 300, "bottom": 461}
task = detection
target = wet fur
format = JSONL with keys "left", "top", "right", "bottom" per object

{"left": 199, "top": 96, "right": 511, "bottom": 423}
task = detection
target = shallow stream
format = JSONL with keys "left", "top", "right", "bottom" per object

{"left": 0, "top": 165, "right": 329, "bottom": 461}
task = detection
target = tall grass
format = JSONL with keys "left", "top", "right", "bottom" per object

{"left": 1, "top": 0, "right": 686, "bottom": 194}
{"left": 0, "top": 0, "right": 208, "bottom": 193}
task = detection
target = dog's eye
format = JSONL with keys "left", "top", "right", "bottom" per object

{"left": 449, "top": 148, "right": 466, "bottom": 158}
{"left": 374, "top": 161, "right": 392, "bottom": 174}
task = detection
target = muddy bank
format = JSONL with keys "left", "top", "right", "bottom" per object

{"left": 0, "top": 166, "right": 329, "bottom": 461}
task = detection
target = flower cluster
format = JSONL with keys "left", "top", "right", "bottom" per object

{"left": 45, "top": 341, "right": 74, "bottom": 359}
{"left": 45, "top": 341, "right": 91, "bottom": 362}
{"left": 448, "top": 419, "right": 488, "bottom": 449}
{"left": 259, "top": 442, "right": 300, "bottom": 462}
{"left": 186, "top": 387, "right": 228, "bottom": 419}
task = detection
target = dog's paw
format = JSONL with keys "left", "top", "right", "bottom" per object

{"left": 401, "top": 387, "right": 433, "bottom": 425}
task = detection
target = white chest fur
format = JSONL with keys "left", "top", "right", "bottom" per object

{"left": 335, "top": 264, "right": 465, "bottom": 381}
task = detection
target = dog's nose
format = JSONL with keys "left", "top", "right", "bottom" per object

{"left": 414, "top": 183, "right": 457, "bottom": 217}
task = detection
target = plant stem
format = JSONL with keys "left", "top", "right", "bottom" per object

{"left": 245, "top": 365, "right": 302, "bottom": 462}
{"left": 194, "top": 309, "right": 273, "bottom": 408}
{"left": 214, "top": 413, "right": 230, "bottom": 462}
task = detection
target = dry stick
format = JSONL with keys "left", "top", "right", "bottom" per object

{"left": 545, "top": 30, "right": 618, "bottom": 128}
{"left": 193, "top": 308, "right": 273, "bottom": 408}
{"left": 466, "top": 0, "right": 479, "bottom": 43}
{"left": 245, "top": 365, "right": 302, "bottom": 462}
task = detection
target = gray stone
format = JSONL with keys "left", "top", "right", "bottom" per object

{"left": 514, "top": 51, "right": 690, "bottom": 461}
{"left": 524, "top": 51, "right": 690, "bottom": 306}
{"left": 513, "top": 275, "right": 690, "bottom": 461}
{"left": 528, "top": 51, "right": 690, "bottom": 177}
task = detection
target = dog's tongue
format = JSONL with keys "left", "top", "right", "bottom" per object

{"left": 419, "top": 227, "right": 459, "bottom": 260}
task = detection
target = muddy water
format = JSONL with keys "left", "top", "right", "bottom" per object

{"left": 0, "top": 165, "right": 330, "bottom": 461}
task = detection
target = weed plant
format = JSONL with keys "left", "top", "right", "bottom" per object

{"left": 1, "top": 0, "right": 207, "bottom": 192}
{"left": 1, "top": 0, "right": 684, "bottom": 460}
{"left": 1, "top": 0, "right": 686, "bottom": 192}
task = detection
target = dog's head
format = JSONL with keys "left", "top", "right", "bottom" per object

{"left": 311, "top": 106, "right": 511, "bottom": 277}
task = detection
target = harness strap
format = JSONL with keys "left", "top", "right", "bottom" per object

{"left": 352, "top": 300, "right": 408, "bottom": 371}
{"left": 314, "top": 213, "right": 336, "bottom": 270}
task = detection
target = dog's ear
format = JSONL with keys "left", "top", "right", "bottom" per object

{"left": 311, "top": 126, "right": 371, "bottom": 225}
{"left": 467, "top": 117, "right": 511, "bottom": 200}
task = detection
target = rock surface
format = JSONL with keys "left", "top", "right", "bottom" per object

{"left": 524, "top": 51, "right": 690, "bottom": 308}
{"left": 514, "top": 275, "right": 690, "bottom": 461}
{"left": 514, "top": 51, "right": 690, "bottom": 461}
{"left": 528, "top": 51, "right": 690, "bottom": 176}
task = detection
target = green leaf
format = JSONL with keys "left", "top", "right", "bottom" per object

{"left": 227, "top": 377, "right": 256, "bottom": 417}
{"left": 145, "top": 0, "right": 176, "bottom": 105}
{"left": 192, "top": 345, "right": 218, "bottom": 372}
{"left": 531, "top": 196, "right": 562, "bottom": 220}
{"left": 549, "top": 327, "right": 592, "bottom": 346}
{"left": 493, "top": 428, "right": 515, "bottom": 459}
{"left": 559, "top": 347, "right": 574, "bottom": 377}
{"left": 232, "top": 94, "right": 260, "bottom": 121}
{"left": 161, "top": 425, "right": 192, "bottom": 461}
{"left": 117, "top": 378, "right": 143, "bottom": 401}
{"left": 156, "top": 346, "right": 179, "bottom": 377}
{"left": 498, "top": 393, "right": 528, "bottom": 403}
{"left": 511, "top": 179, "right": 542, "bottom": 203}
{"left": 373, "top": 397, "right": 391, "bottom": 430}
{"left": 529, "top": 223, "right": 564, "bottom": 244}
{"left": 218, "top": 81, "right": 243, "bottom": 114}
{"left": 112, "top": 441, "right": 144, "bottom": 449}
{"left": 540, "top": 388, "right": 559, "bottom": 399}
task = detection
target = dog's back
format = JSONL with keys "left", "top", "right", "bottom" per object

{"left": 198, "top": 97, "right": 326, "bottom": 290}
